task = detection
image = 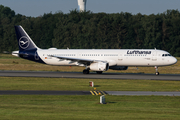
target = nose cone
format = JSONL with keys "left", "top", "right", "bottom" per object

{"left": 171, "top": 57, "right": 177, "bottom": 65}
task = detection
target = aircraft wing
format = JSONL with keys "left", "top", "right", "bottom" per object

{"left": 50, "top": 55, "right": 106, "bottom": 65}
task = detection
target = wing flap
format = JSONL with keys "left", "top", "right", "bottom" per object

{"left": 50, "top": 55, "right": 106, "bottom": 65}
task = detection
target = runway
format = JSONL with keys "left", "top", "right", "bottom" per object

{"left": 107, "top": 91, "right": 180, "bottom": 96}
{"left": 0, "top": 70, "right": 180, "bottom": 80}
{"left": 0, "top": 90, "right": 180, "bottom": 96}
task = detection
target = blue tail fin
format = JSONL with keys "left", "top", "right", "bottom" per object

{"left": 15, "top": 26, "right": 38, "bottom": 51}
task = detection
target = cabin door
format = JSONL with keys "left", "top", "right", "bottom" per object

{"left": 152, "top": 51, "right": 157, "bottom": 61}
{"left": 118, "top": 54, "right": 123, "bottom": 61}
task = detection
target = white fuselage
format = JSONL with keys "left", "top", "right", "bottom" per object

{"left": 36, "top": 49, "right": 177, "bottom": 67}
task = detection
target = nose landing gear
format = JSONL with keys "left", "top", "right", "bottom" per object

{"left": 155, "top": 66, "right": 159, "bottom": 75}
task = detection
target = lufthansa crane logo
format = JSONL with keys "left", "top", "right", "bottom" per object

{"left": 19, "top": 36, "right": 30, "bottom": 49}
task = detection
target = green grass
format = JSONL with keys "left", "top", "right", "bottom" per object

{"left": 0, "top": 95, "right": 180, "bottom": 120}
{"left": 0, "top": 77, "right": 180, "bottom": 91}
{"left": 0, "top": 54, "right": 20, "bottom": 59}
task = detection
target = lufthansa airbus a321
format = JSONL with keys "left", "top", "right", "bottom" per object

{"left": 12, "top": 26, "right": 177, "bottom": 75}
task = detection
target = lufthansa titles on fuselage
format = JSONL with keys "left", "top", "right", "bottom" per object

{"left": 127, "top": 50, "right": 151, "bottom": 54}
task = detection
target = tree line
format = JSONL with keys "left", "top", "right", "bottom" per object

{"left": 0, "top": 5, "right": 180, "bottom": 56}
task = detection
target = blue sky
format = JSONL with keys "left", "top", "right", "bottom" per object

{"left": 1, "top": 0, "right": 180, "bottom": 17}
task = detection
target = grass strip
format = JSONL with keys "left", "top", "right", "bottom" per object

{"left": 0, "top": 77, "right": 180, "bottom": 91}
{"left": 0, "top": 95, "right": 180, "bottom": 120}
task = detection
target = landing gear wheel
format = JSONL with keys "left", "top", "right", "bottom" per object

{"left": 96, "top": 71, "right": 103, "bottom": 74}
{"left": 83, "top": 69, "right": 89, "bottom": 74}
{"left": 155, "top": 72, "right": 159, "bottom": 75}
{"left": 155, "top": 66, "right": 159, "bottom": 75}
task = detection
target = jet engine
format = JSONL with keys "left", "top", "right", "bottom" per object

{"left": 109, "top": 66, "right": 128, "bottom": 70}
{"left": 90, "top": 62, "right": 109, "bottom": 71}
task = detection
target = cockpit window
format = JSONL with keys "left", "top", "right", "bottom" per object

{"left": 162, "top": 54, "right": 172, "bottom": 57}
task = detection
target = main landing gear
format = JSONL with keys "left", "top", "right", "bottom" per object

{"left": 155, "top": 66, "right": 159, "bottom": 75}
{"left": 83, "top": 69, "right": 89, "bottom": 74}
{"left": 83, "top": 70, "right": 103, "bottom": 74}
{"left": 83, "top": 69, "right": 103, "bottom": 74}
{"left": 96, "top": 71, "right": 103, "bottom": 74}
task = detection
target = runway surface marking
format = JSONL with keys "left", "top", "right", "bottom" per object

{"left": 0, "top": 71, "right": 180, "bottom": 80}
{"left": 90, "top": 91, "right": 107, "bottom": 95}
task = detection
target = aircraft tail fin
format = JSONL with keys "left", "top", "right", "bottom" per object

{"left": 15, "top": 25, "right": 39, "bottom": 51}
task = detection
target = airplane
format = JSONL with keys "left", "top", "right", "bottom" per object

{"left": 12, "top": 25, "right": 177, "bottom": 75}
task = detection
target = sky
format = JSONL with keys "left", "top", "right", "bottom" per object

{"left": 1, "top": 0, "right": 180, "bottom": 17}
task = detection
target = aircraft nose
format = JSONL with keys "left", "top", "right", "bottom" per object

{"left": 172, "top": 57, "right": 177, "bottom": 64}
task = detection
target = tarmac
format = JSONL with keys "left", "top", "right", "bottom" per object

{"left": 0, "top": 90, "right": 179, "bottom": 96}
{"left": 0, "top": 70, "right": 180, "bottom": 80}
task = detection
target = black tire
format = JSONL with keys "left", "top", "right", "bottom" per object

{"left": 155, "top": 72, "right": 159, "bottom": 75}
{"left": 96, "top": 71, "right": 103, "bottom": 74}
{"left": 83, "top": 70, "right": 89, "bottom": 74}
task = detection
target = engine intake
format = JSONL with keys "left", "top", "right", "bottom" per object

{"left": 90, "top": 62, "right": 109, "bottom": 71}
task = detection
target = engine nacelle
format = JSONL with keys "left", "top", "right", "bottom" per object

{"left": 90, "top": 62, "right": 109, "bottom": 71}
{"left": 109, "top": 66, "right": 128, "bottom": 70}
